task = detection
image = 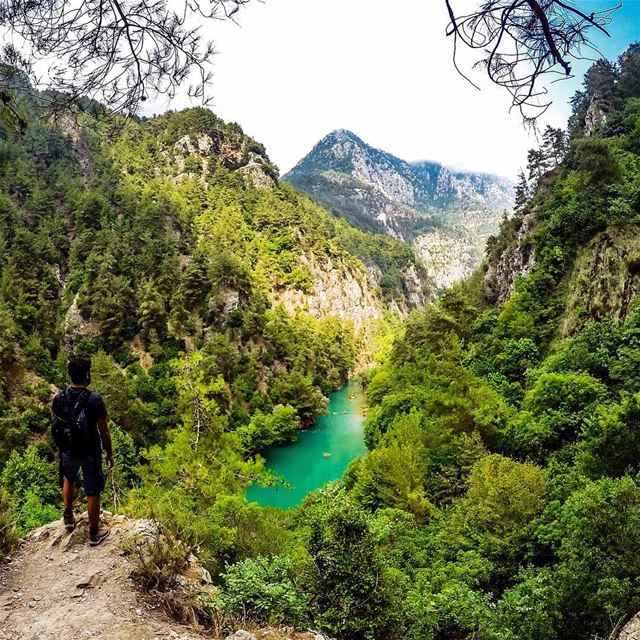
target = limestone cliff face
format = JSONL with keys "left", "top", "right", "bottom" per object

{"left": 559, "top": 224, "right": 640, "bottom": 337}
{"left": 63, "top": 294, "right": 100, "bottom": 349}
{"left": 271, "top": 253, "right": 384, "bottom": 332}
{"left": 396, "top": 263, "right": 428, "bottom": 309}
{"left": 171, "top": 133, "right": 276, "bottom": 188}
{"left": 482, "top": 217, "right": 640, "bottom": 338}
{"left": 584, "top": 99, "right": 609, "bottom": 136}
{"left": 484, "top": 212, "right": 537, "bottom": 303}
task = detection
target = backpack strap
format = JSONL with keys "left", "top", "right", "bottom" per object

{"left": 71, "top": 388, "right": 91, "bottom": 416}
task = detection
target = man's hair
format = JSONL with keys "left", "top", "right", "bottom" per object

{"left": 68, "top": 357, "right": 91, "bottom": 385}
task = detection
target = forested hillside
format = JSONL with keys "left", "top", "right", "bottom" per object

{"left": 333, "top": 44, "right": 640, "bottom": 639}
{"left": 0, "top": 102, "right": 428, "bottom": 551}
{"left": 3, "top": 40, "right": 640, "bottom": 640}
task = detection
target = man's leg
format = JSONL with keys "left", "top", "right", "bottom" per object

{"left": 61, "top": 456, "right": 77, "bottom": 532}
{"left": 87, "top": 494, "right": 100, "bottom": 533}
{"left": 63, "top": 477, "right": 75, "bottom": 510}
{"left": 85, "top": 457, "right": 109, "bottom": 546}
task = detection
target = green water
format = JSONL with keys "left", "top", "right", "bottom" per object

{"left": 246, "top": 380, "right": 367, "bottom": 509}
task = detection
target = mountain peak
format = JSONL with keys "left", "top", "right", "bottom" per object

{"left": 323, "top": 128, "right": 361, "bottom": 142}
{"left": 284, "top": 130, "right": 515, "bottom": 289}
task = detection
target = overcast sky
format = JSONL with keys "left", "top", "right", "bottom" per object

{"left": 148, "top": 0, "right": 640, "bottom": 179}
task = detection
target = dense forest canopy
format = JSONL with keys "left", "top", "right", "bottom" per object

{"left": 0, "top": 98, "right": 427, "bottom": 561}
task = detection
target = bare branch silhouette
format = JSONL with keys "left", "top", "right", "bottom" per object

{"left": 0, "top": 0, "right": 252, "bottom": 125}
{"left": 444, "top": 0, "right": 621, "bottom": 123}
{"left": 0, "top": 0, "right": 624, "bottom": 129}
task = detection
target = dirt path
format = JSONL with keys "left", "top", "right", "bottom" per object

{"left": 0, "top": 514, "right": 208, "bottom": 640}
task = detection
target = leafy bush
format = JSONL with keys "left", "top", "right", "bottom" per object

{"left": 0, "top": 488, "right": 18, "bottom": 559}
{"left": 1, "top": 445, "right": 59, "bottom": 534}
{"left": 220, "top": 555, "right": 309, "bottom": 626}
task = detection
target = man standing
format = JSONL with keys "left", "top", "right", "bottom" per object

{"left": 52, "top": 357, "right": 114, "bottom": 546}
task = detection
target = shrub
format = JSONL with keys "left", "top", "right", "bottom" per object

{"left": 0, "top": 488, "right": 18, "bottom": 559}
{"left": 220, "top": 555, "right": 309, "bottom": 626}
{"left": 128, "top": 532, "right": 190, "bottom": 592}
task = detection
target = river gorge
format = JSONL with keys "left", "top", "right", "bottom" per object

{"left": 246, "top": 380, "right": 367, "bottom": 508}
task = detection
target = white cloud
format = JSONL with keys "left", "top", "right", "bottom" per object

{"left": 147, "top": 0, "right": 580, "bottom": 179}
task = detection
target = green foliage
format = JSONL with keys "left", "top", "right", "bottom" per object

{"left": 328, "top": 47, "right": 640, "bottom": 640}
{"left": 299, "top": 487, "right": 399, "bottom": 639}
{"left": 128, "top": 532, "right": 190, "bottom": 592}
{"left": 1, "top": 445, "right": 59, "bottom": 534}
{"left": 537, "top": 476, "right": 640, "bottom": 638}
{"left": 506, "top": 372, "right": 606, "bottom": 460}
{"left": 220, "top": 555, "right": 309, "bottom": 626}
{"left": 4, "top": 46, "right": 640, "bottom": 640}
{"left": 237, "top": 405, "right": 300, "bottom": 453}
{"left": 0, "top": 488, "right": 18, "bottom": 559}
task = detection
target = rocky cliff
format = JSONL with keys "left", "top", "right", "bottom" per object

{"left": 559, "top": 224, "right": 640, "bottom": 337}
{"left": 483, "top": 211, "right": 538, "bottom": 303}
{"left": 42, "top": 108, "right": 429, "bottom": 356}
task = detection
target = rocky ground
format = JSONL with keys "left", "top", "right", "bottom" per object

{"left": 620, "top": 616, "right": 640, "bottom": 640}
{"left": 0, "top": 514, "right": 328, "bottom": 640}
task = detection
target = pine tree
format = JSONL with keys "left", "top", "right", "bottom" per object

{"left": 541, "top": 126, "right": 568, "bottom": 168}
{"left": 527, "top": 148, "right": 548, "bottom": 183}
{"left": 584, "top": 59, "right": 618, "bottom": 109}
{"left": 619, "top": 43, "right": 640, "bottom": 99}
{"left": 568, "top": 90, "right": 591, "bottom": 137}
{"left": 137, "top": 279, "right": 167, "bottom": 339}
{"left": 514, "top": 171, "right": 530, "bottom": 212}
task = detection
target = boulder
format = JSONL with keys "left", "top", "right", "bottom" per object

{"left": 225, "top": 632, "right": 257, "bottom": 640}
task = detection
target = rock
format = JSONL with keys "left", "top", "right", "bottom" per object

{"left": 273, "top": 252, "right": 384, "bottom": 333}
{"left": 284, "top": 129, "right": 514, "bottom": 290}
{"left": 558, "top": 223, "right": 640, "bottom": 337}
{"left": 618, "top": 613, "right": 640, "bottom": 639}
{"left": 413, "top": 227, "right": 484, "bottom": 290}
{"left": 238, "top": 161, "right": 276, "bottom": 189}
{"left": 484, "top": 211, "right": 537, "bottom": 303}
{"left": 221, "top": 289, "right": 240, "bottom": 316}
{"left": 171, "top": 133, "right": 275, "bottom": 188}
{"left": 63, "top": 294, "right": 100, "bottom": 349}
{"left": 584, "top": 98, "right": 609, "bottom": 136}
{"left": 225, "top": 632, "right": 257, "bottom": 640}
{"left": 186, "top": 553, "right": 212, "bottom": 585}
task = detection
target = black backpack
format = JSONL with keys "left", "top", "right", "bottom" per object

{"left": 51, "top": 388, "right": 93, "bottom": 456}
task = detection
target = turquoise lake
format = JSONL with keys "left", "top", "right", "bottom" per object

{"left": 246, "top": 380, "right": 367, "bottom": 509}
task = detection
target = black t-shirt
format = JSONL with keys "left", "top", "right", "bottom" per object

{"left": 52, "top": 387, "right": 108, "bottom": 457}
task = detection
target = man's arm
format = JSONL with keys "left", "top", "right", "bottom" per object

{"left": 97, "top": 417, "right": 115, "bottom": 469}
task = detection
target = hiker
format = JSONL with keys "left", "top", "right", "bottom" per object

{"left": 51, "top": 357, "right": 114, "bottom": 546}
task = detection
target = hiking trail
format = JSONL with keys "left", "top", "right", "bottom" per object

{"left": 0, "top": 514, "right": 327, "bottom": 640}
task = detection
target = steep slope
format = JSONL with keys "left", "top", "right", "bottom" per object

{"left": 284, "top": 129, "right": 514, "bottom": 287}
{"left": 334, "top": 45, "right": 640, "bottom": 640}
{"left": 0, "top": 514, "right": 331, "bottom": 640}
{"left": 0, "top": 514, "right": 209, "bottom": 640}
{"left": 3, "top": 41, "right": 640, "bottom": 640}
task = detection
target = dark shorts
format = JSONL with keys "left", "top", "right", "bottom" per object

{"left": 61, "top": 453, "right": 105, "bottom": 497}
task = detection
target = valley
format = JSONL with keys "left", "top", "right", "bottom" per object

{"left": 246, "top": 380, "right": 366, "bottom": 509}
{"left": 2, "top": 38, "right": 640, "bottom": 640}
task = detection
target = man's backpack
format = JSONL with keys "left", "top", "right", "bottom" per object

{"left": 51, "top": 388, "right": 93, "bottom": 456}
